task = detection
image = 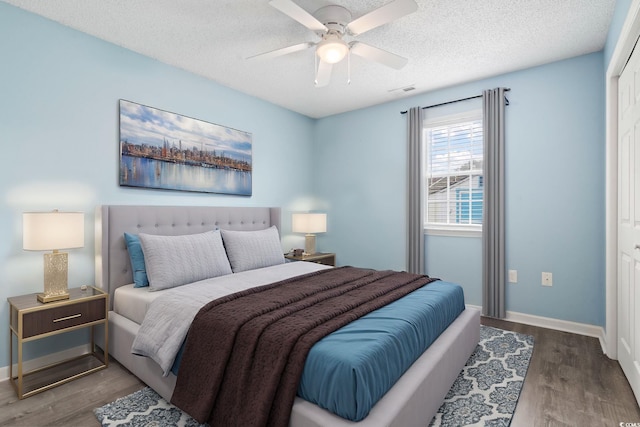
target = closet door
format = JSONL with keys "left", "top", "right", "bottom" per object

{"left": 618, "top": 42, "right": 640, "bottom": 405}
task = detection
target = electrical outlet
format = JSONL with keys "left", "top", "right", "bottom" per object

{"left": 508, "top": 270, "right": 518, "bottom": 283}
{"left": 542, "top": 272, "right": 553, "bottom": 286}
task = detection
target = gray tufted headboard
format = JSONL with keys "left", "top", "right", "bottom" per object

{"left": 95, "top": 205, "right": 281, "bottom": 309}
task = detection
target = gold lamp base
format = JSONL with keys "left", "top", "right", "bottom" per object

{"left": 39, "top": 251, "right": 70, "bottom": 303}
{"left": 37, "top": 292, "right": 70, "bottom": 303}
{"left": 304, "top": 234, "right": 317, "bottom": 255}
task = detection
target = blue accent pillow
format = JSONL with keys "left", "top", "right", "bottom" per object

{"left": 124, "top": 232, "right": 149, "bottom": 288}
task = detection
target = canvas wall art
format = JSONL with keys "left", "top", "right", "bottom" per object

{"left": 119, "top": 99, "right": 252, "bottom": 196}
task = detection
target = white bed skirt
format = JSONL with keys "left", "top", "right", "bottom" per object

{"left": 96, "top": 307, "right": 480, "bottom": 427}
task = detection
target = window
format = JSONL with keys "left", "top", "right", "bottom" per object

{"left": 423, "top": 111, "right": 483, "bottom": 235}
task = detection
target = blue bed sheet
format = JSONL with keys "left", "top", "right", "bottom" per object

{"left": 297, "top": 280, "right": 465, "bottom": 421}
{"left": 172, "top": 279, "right": 465, "bottom": 422}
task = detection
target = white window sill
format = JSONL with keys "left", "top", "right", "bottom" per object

{"left": 424, "top": 225, "right": 482, "bottom": 238}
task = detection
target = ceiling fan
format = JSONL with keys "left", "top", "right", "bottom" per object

{"left": 248, "top": 0, "right": 419, "bottom": 87}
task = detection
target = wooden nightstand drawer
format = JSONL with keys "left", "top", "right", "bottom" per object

{"left": 22, "top": 299, "right": 105, "bottom": 338}
{"left": 313, "top": 254, "right": 335, "bottom": 266}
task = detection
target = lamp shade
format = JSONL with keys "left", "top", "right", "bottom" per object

{"left": 292, "top": 213, "right": 327, "bottom": 234}
{"left": 23, "top": 211, "right": 84, "bottom": 251}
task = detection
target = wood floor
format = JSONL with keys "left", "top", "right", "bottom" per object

{"left": 0, "top": 318, "right": 638, "bottom": 426}
{"left": 482, "top": 318, "right": 640, "bottom": 426}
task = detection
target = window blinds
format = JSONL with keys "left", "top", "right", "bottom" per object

{"left": 425, "top": 118, "right": 483, "bottom": 226}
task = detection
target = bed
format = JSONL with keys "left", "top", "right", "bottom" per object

{"left": 94, "top": 205, "right": 480, "bottom": 427}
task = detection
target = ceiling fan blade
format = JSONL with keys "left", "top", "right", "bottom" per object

{"left": 315, "top": 60, "right": 332, "bottom": 87}
{"left": 346, "top": 0, "right": 418, "bottom": 36}
{"left": 246, "top": 42, "right": 313, "bottom": 60}
{"left": 350, "top": 42, "right": 408, "bottom": 69}
{"left": 269, "top": 0, "right": 328, "bottom": 33}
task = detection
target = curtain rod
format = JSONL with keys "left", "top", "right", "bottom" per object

{"left": 400, "top": 88, "right": 511, "bottom": 114}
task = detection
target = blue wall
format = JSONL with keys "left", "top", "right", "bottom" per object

{"left": 315, "top": 53, "right": 605, "bottom": 326}
{"left": 0, "top": 3, "right": 316, "bottom": 368}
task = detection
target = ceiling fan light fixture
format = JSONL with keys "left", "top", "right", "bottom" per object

{"left": 316, "top": 36, "right": 349, "bottom": 64}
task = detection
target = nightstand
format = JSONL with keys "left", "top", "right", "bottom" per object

{"left": 285, "top": 252, "right": 336, "bottom": 266}
{"left": 8, "top": 286, "right": 109, "bottom": 399}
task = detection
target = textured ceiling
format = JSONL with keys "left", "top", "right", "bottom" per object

{"left": 3, "top": 0, "right": 615, "bottom": 118}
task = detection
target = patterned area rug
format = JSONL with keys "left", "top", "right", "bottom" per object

{"left": 429, "top": 325, "right": 534, "bottom": 426}
{"left": 94, "top": 387, "right": 205, "bottom": 427}
{"left": 94, "top": 326, "right": 533, "bottom": 427}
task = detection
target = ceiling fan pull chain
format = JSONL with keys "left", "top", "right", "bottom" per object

{"left": 347, "top": 50, "right": 351, "bottom": 85}
{"left": 314, "top": 52, "right": 318, "bottom": 86}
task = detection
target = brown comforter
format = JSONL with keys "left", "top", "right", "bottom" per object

{"left": 171, "top": 266, "right": 436, "bottom": 427}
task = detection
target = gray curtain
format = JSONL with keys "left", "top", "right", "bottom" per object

{"left": 407, "top": 107, "right": 424, "bottom": 274}
{"left": 482, "top": 88, "right": 507, "bottom": 318}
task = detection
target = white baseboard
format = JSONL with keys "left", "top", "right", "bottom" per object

{"left": 0, "top": 344, "right": 90, "bottom": 383}
{"left": 467, "top": 304, "right": 608, "bottom": 354}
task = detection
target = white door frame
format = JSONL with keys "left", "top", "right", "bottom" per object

{"left": 606, "top": 0, "right": 640, "bottom": 358}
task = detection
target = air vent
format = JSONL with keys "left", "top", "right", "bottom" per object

{"left": 388, "top": 84, "right": 417, "bottom": 97}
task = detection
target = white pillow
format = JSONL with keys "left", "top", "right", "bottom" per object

{"left": 139, "top": 230, "right": 232, "bottom": 291}
{"left": 221, "top": 226, "right": 285, "bottom": 273}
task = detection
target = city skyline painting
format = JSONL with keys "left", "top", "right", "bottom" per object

{"left": 119, "top": 99, "right": 252, "bottom": 196}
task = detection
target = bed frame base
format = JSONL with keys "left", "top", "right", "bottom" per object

{"left": 97, "top": 307, "right": 479, "bottom": 427}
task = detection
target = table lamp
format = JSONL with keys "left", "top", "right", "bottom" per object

{"left": 23, "top": 210, "right": 84, "bottom": 303}
{"left": 292, "top": 213, "right": 327, "bottom": 255}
